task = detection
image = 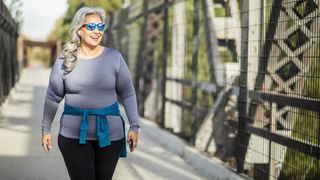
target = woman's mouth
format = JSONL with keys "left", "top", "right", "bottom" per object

{"left": 90, "top": 35, "right": 100, "bottom": 40}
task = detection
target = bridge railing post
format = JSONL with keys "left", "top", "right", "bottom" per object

{"left": 160, "top": 0, "right": 169, "bottom": 129}
{"left": 190, "top": 0, "right": 200, "bottom": 145}
{"left": 236, "top": 0, "right": 250, "bottom": 174}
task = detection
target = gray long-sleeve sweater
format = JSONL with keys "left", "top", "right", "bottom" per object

{"left": 41, "top": 47, "right": 140, "bottom": 141}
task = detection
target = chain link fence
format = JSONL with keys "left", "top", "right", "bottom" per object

{"left": 105, "top": 0, "right": 319, "bottom": 179}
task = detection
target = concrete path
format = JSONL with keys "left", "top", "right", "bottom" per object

{"left": 0, "top": 66, "right": 206, "bottom": 180}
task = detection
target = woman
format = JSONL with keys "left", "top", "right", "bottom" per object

{"left": 41, "top": 7, "right": 140, "bottom": 180}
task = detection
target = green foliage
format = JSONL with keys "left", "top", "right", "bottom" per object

{"left": 280, "top": 36, "right": 320, "bottom": 179}
{"left": 47, "top": 0, "right": 123, "bottom": 42}
{"left": 47, "top": 18, "right": 70, "bottom": 41}
{"left": 304, "top": 55, "right": 320, "bottom": 99}
{"left": 294, "top": 0, "right": 308, "bottom": 17}
{"left": 219, "top": 48, "right": 233, "bottom": 63}
{"left": 180, "top": 0, "right": 214, "bottom": 139}
{"left": 281, "top": 121, "right": 320, "bottom": 179}
{"left": 3, "top": 0, "right": 23, "bottom": 30}
{"left": 214, "top": 7, "right": 226, "bottom": 17}
{"left": 264, "top": 0, "right": 273, "bottom": 29}
{"left": 27, "top": 47, "right": 52, "bottom": 67}
{"left": 281, "top": 149, "right": 320, "bottom": 179}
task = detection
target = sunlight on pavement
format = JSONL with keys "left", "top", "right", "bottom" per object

{"left": 0, "top": 83, "right": 34, "bottom": 156}
{"left": 0, "top": 124, "right": 30, "bottom": 156}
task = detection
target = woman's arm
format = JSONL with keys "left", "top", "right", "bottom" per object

{"left": 116, "top": 54, "right": 140, "bottom": 152}
{"left": 115, "top": 54, "right": 140, "bottom": 132}
{"left": 41, "top": 58, "right": 65, "bottom": 152}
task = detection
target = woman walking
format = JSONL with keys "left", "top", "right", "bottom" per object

{"left": 41, "top": 7, "right": 140, "bottom": 180}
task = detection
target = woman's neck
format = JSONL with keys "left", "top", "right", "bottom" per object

{"left": 78, "top": 45, "right": 102, "bottom": 59}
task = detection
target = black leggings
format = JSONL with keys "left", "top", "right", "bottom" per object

{"left": 58, "top": 134, "right": 123, "bottom": 180}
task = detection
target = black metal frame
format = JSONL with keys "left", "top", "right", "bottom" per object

{"left": 236, "top": 0, "right": 250, "bottom": 173}
{"left": 106, "top": 0, "right": 320, "bottom": 178}
{"left": 236, "top": 0, "right": 320, "bottom": 178}
{"left": 0, "top": 1, "right": 19, "bottom": 106}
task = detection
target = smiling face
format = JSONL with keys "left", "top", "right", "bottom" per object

{"left": 78, "top": 13, "right": 105, "bottom": 49}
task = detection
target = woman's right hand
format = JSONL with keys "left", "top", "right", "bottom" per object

{"left": 41, "top": 133, "right": 52, "bottom": 153}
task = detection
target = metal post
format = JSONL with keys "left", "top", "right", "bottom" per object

{"left": 160, "top": 0, "right": 169, "bottom": 129}
{"left": 0, "top": 27, "right": 4, "bottom": 104}
{"left": 190, "top": 0, "right": 200, "bottom": 145}
{"left": 134, "top": 0, "right": 148, "bottom": 117}
{"left": 201, "top": 0, "right": 217, "bottom": 84}
{"left": 269, "top": 103, "right": 276, "bottom": 180}
{"left": 236, "top": 0, "right": 249, "bottom": 174}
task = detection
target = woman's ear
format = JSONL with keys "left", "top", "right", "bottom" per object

{"left": 77, "top": 30, "right": 81, "bottom": 37}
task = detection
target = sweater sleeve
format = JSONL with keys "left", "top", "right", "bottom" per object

{"left": 41, "top": 58, "right": 65, "bottom": 135}
{"left": 116, "top": 54, "right": 140, "bottom": 132}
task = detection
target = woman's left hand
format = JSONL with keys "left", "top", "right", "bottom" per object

{"left": 127, "top": 130, "right": 138, "bottom": 152}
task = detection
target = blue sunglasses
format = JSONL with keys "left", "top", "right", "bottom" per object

{"left": 82, "top": 23, "right": 106, "bottom": 32}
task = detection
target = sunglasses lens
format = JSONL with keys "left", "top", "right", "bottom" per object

{"left": 97, "top": 23, "right": 106, "bottom": 31}
{"left": 83, "top": 23, "right": 106, "bottom": 31}
{"left": 86, "top": 23, "right": 96, "bottom": 31}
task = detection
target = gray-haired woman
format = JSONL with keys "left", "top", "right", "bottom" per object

{"left": 41, "top": 7, "right": 140, "bottom": 180}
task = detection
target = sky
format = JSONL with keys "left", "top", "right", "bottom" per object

{"left": 21, "top": 0, "right": 68, "bottom": 41}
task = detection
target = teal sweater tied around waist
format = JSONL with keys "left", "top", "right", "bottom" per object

{"left": 63, "top": 102, "right": 127, "bottom": 157}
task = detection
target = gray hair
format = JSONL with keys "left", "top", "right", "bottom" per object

{"left": 60, "top": 7, "right": 106, "bottom": 74}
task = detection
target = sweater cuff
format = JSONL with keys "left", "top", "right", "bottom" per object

{"left": 129, "top": 125, "right": 140, "bottom": 133}
{"left": 41, "top": 127, "right": 51, "bottom": 135}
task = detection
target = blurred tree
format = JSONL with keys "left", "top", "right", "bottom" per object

{"left": 27, "top": 47, "right": 52, "bottom": 67}
{"left": 47, "top": 0, "right": 123, "bottom": 42}
{"left": 4, "top": 0, "right": 23, "bottom": 30}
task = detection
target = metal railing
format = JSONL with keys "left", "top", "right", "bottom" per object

{"left": 237, "top": 0, "right": 320, "bottom": 179}
{"left": 0, "top": 0, "right": 19, "bottom": 107}
{"left": 105, "top": 0, "right": 320, "bottom": 179}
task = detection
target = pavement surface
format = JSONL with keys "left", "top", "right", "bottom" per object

{"left": 0, "top": 65, "right": 206, "bottom": 180}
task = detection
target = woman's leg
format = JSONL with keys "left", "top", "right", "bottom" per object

{"left": 94, "top": 138, "right": 124, "bottom": 180}
{"left": 58, "top": 134, "right": 96, "bottom": 180}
